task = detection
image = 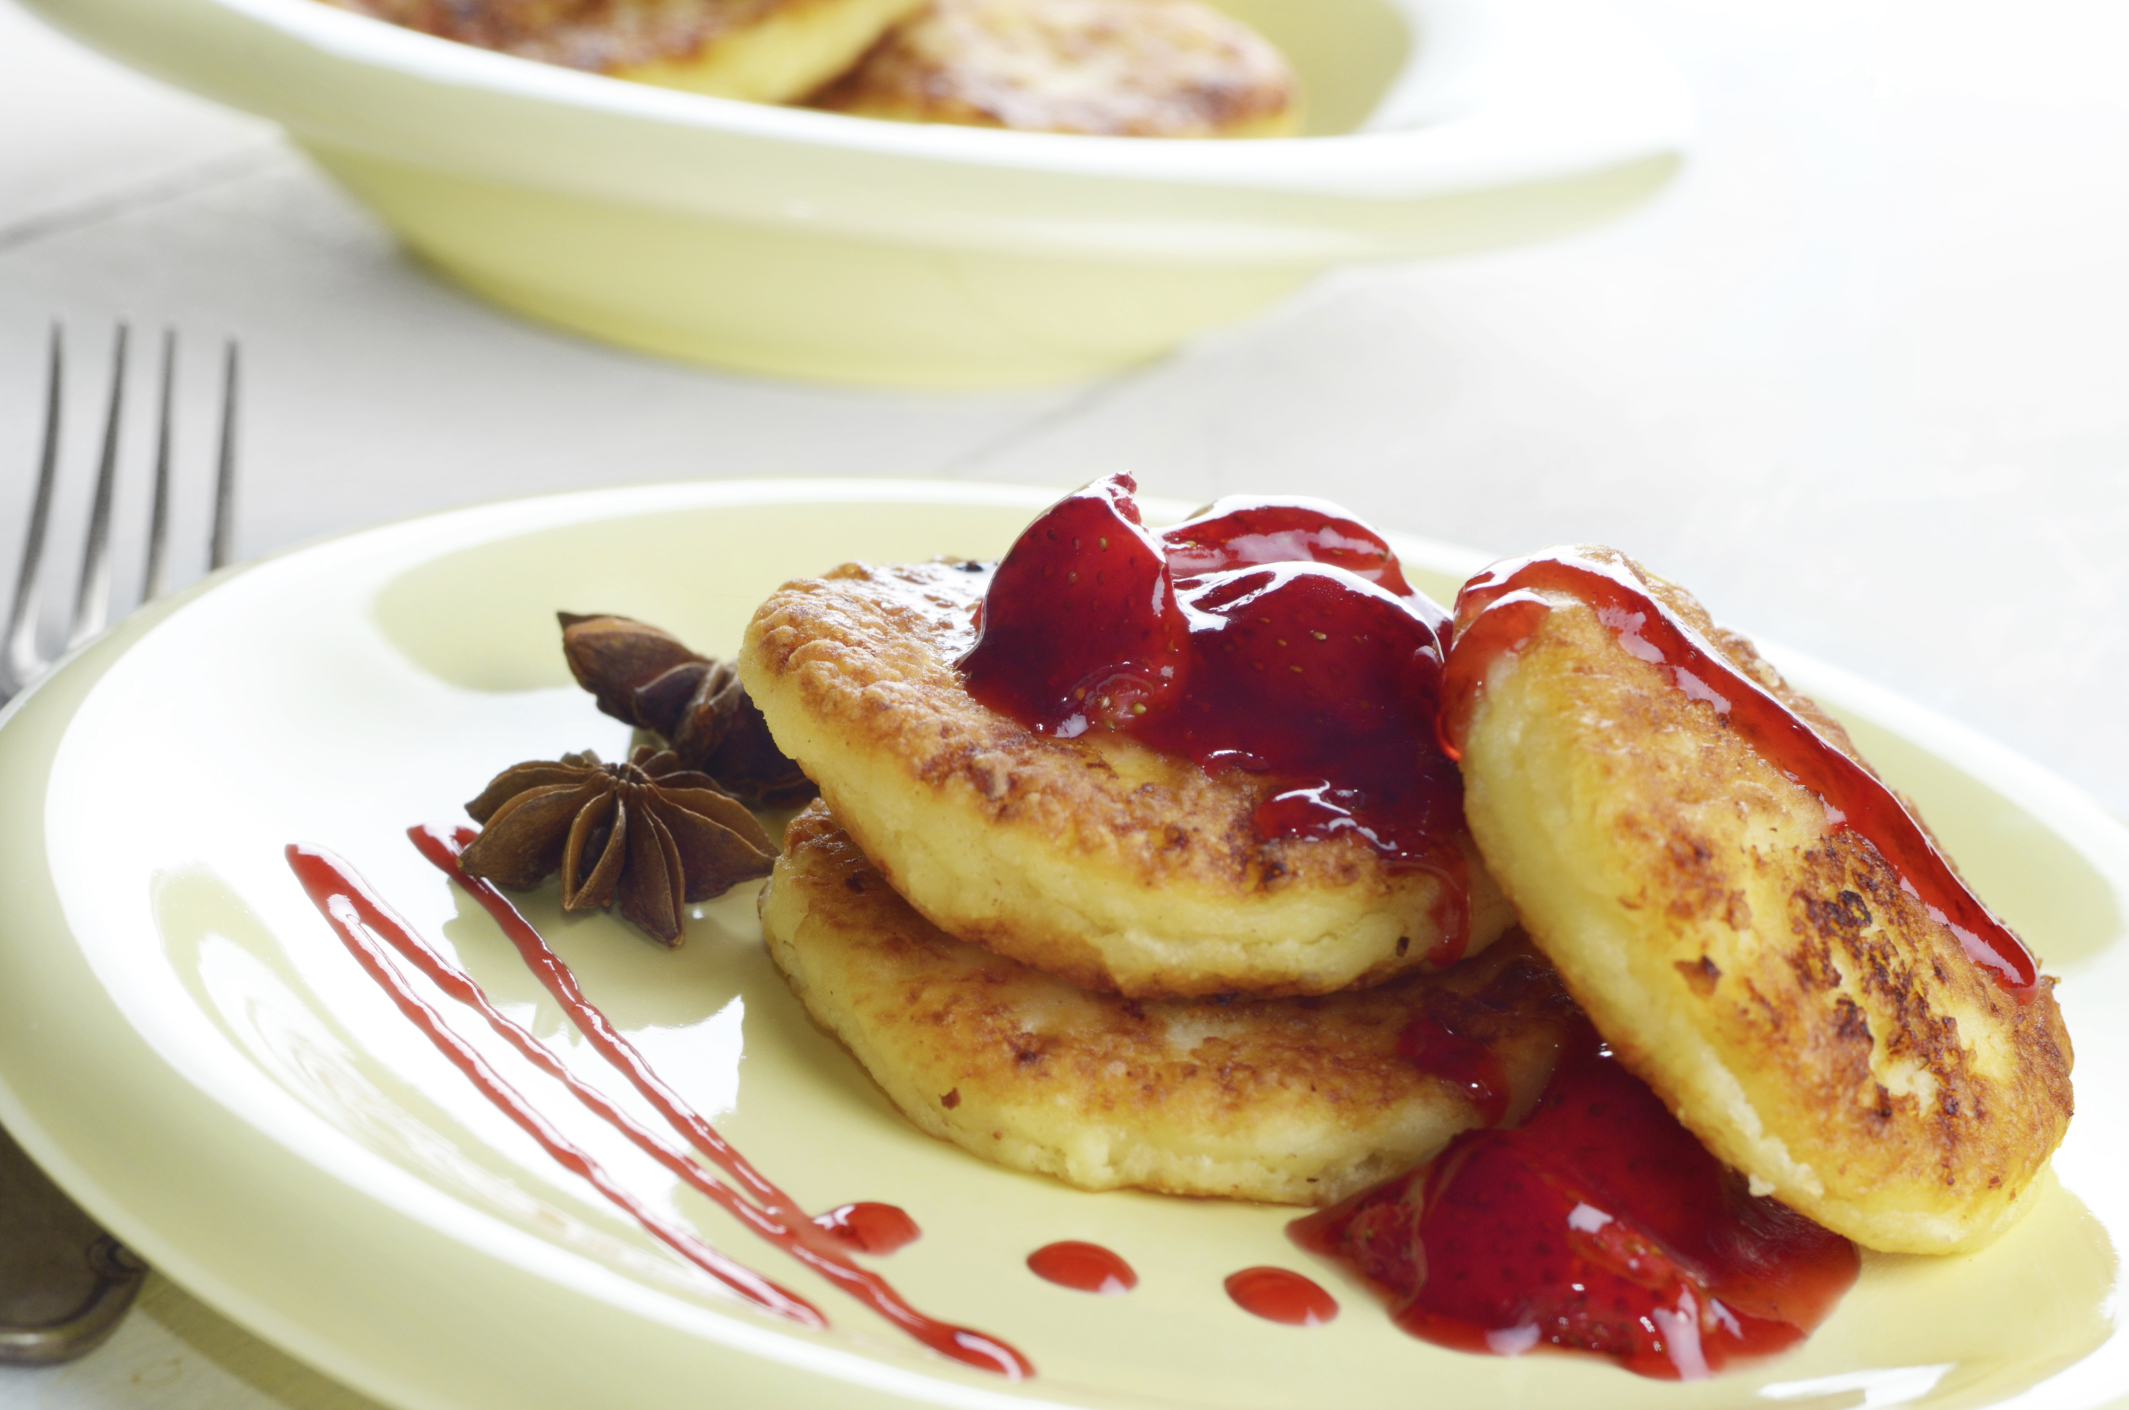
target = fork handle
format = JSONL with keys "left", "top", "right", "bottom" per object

{"left": 0, "top": 1237, "right": 146, "bottom": 1367}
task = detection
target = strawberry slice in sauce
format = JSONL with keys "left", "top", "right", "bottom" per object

{"left": 958, "top": 475, "right": 1462, "bottom": 864}
{"left": 964, "top": 475, "right": 1188, "bottom": 737}
{"left": 1292, "top": 1029, "right": 1859, "bottom": 1380}
{"left": 1163, "top": 495, "right": 1418, "bottom": 597}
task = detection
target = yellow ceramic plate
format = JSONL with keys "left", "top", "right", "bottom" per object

{"left": 0, "top": 481, "right": 2123, "bottom": 1410}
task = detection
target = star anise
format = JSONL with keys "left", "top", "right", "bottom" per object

{"left": 558, "top": 612, "right": 815, "bottom": 808}
{"left": 459, "top": 746, "right": 777, "bottom": 945}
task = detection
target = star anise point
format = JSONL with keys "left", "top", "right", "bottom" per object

{"left": 459, "top": 744, "right": 776, "bottom": 945}
{"left": 558, "top": 613, "right": 815, "bottom": 808}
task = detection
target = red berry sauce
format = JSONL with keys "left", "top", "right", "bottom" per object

{"left": 815, "top": 1202, "right": 922, "bottom": 1256}
{"left": 959, "top": 474, "right": 1466, "bottom": 898}
{"left": 1395, "top": 1011, "right": 1511, "bottom": 1128}
{"left": 303, "top": 829, "right": 1036, "bottom": 1379}
{"left": 1028, "top": 1242, "right": 1138, "bottom": 1295}
{"left": 1291, "top": 1026, "right": 1859, "bottom": 1380}
{"left": 1225, "top": 1267, "right": 1339, "bottom": 1326}
{"left": 1438, "top": 546, "right": 2039, "bottom": 1001}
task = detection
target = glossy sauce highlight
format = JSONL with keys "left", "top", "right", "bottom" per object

{"left": 1027, "top": 1241, "right": 1137, "bottom": 1295}
{"left": 1292, "top": 1027, "right": 1859, "bottom": 1379}
{"left": 815, "top": 1202, "right": 922, "bottom": 1256}
{"left": 958, "top": 475, "right": 1471, "bottom": 954}
{"left": 1224, "top": 1267, "right": 1337, "bottom": 1326}
{"left": 1395, "top": 1010, "right": 1510, "bottom": 1128}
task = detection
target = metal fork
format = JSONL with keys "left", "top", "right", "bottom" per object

{"left": 1, "top": 326, "right": 237, "bottom": 701}
{"left": 0, "top": 323, "right": 240, "bottom": 1366}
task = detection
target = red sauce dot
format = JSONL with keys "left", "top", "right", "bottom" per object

{"left": 814, "top": 1202, "right": 921, "bottom": 1256}
{"left": 1028, "top": 1241, "right": 1137, "bottom": 1295}
{"left": 1225, "top": 1267, "right": 1338, "bottom": 1326}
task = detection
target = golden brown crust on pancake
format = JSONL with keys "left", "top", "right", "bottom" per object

{"left": 809, "top": 0, "right": 1299, "bottom": 137}
{"left": 739, "top": 560, "right": 1513, "bottom": 998}
{"left": 1453, "top": 549, "right": 2074, "bottom": 1254}
{"left": 321, "top": 0, "right": 799, "bottom": 68}
{"left": 321, "top": 0, "right": 927, "bottom": 103}
{"left": 762, "top": 801, "right": 1577, "bottom": 1203}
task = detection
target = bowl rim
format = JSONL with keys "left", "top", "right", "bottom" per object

{"left": 36, "top": 0, "right": 1693, "bottom": 200}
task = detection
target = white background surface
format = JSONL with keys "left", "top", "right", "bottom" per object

{"left": 1, "top": 0, "right": 2125, "bottom": 1403}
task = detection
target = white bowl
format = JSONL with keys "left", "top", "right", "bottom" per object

{"left": 26, "top": 0, "right": 1690, "bottom": 386}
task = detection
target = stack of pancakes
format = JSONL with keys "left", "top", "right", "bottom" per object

{"left": 740, "top": 549, "right": 2074, "bottom": 1255}
{"left": 741, "top": 560, "right": 1577, "bottom": 1206}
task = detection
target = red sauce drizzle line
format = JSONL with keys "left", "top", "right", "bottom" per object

{"left": 404, "top": 826, "right": 1030, "bottom": 1377}
{"left": 284, "top": 845, "right": 822, "bottom": 1327}
{"left": 405, "top": 827, "right": 792, "bottom": 1211}
{"left": 292, "top": 836, "right": 1032, "bottom": 1379}
{"left": 814, "top": 1203, "right": 921, "bottom": 1256}
{"left": 1027, "top": 1242, "right": 1137, "bottom": 1295}
{"left": 1438, "top": 548, "right": 2040, "bottom": 1002}
{"left": 293, "top": 844, "right": 853, "bottom": 1309}
{"left": 1224, "top": 1267, "right": 1337, "bottom": 1327}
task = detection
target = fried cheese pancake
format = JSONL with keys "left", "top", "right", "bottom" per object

{"left": 740, "top": 560, "right": 1514, "bottom": 999}
{"left": 322, "top": 0, "right": 927, "bottom": 104}
{"left": 809, "top": 0, "right": 1300, "bottom": 137}
{"left": 763, "top": 801, "right": 1576, "bottom": 1203}
{"left": 1449, "top": 547, "right": 2074, "bottom": 1255}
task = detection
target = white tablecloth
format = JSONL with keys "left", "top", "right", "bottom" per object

{"left": 3, "top": 0, "right": 2126, "bottom": 1403}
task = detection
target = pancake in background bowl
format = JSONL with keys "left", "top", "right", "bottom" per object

{"left": 318, "top": 0, "right": 929, "bottom": 102}
{"left": 810, "top": 0, "right": 1300, "bottom": 136}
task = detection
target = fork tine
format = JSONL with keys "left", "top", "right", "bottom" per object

{"left": 142, "top": 329, "right": 176, "bottom": 604}
{"left": 3, "top": 325, "right": 63, "bottom": 697}
{"left": 67, "top": 324, "right": 126, "bottom": 649}
{"left": 209, "top": 340, "right": 238, "bottom": 572}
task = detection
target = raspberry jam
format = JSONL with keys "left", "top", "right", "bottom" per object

{"left": 958, "top": 475, "right": 1464, "bottom": 866}
{"left": 1439, "top": 546, "right": 2039, "bottom": 1001}
{"left": 1291, "top": 1027, "right": 1859, "bottom": 1380}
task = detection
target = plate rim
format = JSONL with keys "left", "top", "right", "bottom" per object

{"left": 1, "top": 478, "right": 2123, "bottom": 1410}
